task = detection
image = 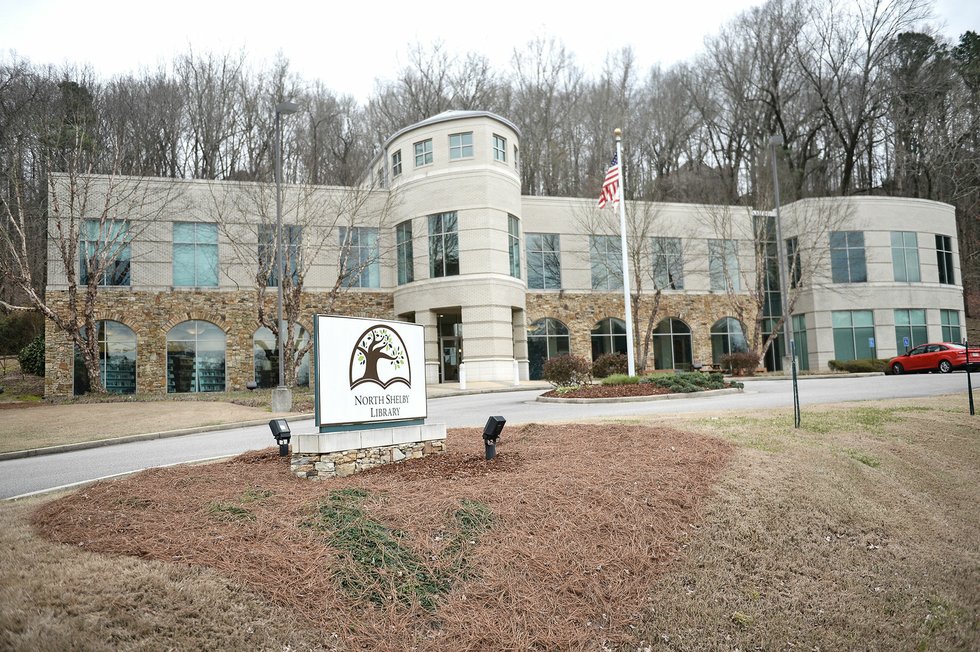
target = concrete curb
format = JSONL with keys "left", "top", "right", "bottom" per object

{"left": 536, "top": 387, "right": 743, "bottom": 404}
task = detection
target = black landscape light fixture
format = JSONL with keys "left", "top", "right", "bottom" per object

{"left": 482, "top": 416, "right": 506, "bottom": 460}
{"left": 269, "top": 418, "right": 291, "bottom": 457}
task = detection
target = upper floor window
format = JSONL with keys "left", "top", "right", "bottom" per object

{"left": 80, "top": 219, "right": 131, "bottom": 286}
{"left": 936, "top": 234, "right": 955, "bottom": 285}
{"left": 514, "top": 145, "right": 519, "bottom": 170}
{"left": 429, "top": 211, "right": 459, "bottom": 278}
{"left": 891, "top": 231, "right": 920, "bottom": 282}
{"left": 391, "top": 150, "right": 402, "bottom": 177}
{"left": 651, "top": 237, "right": 683, "bottom": 290}
{"left": 508, "top": 214, "right": 521, "bottom": 279}
{"left": 493, "top": 134, "right": 507, "bottom": 162}
{"left": 339, "top": 227, "right": 380, "bottom": 288}
{"left": 173, "top": 222, "right": 218, "bottom": 287}
{"left": 414, "top": 139, "right": 433, "bottom": 167}
{"left": 526, "top": 233, "right": 561, "bottom": 290}
{"left": 449, "top": 132, "right": 473, "bottom": 160}
{"left": 258, "top": 224, "right": 301, "bottom": 287}
{"left": 396, "top": 220, "right": 414, "bottom": 285}
{"left": 786, "top": 236, "right": 801, "bottom": 288}
{"left": 590, "top": 235, "right": 623, "bottom": 291}
{"left": 708, "top": 238, "right": 740, "bottom": 292}
{"left": 830, "top": 231, "right": 866, "bottom": 283}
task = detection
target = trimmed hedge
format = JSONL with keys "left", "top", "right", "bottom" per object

{"left": 637, "top": 371, "right": 735, "bottom": 392}
{"left": 828, "top": 359, "right": 889, "bottom": 373}
{"left": 542, "top": 354, "right": 592, "bottom": 388}
{"left": 18, "top": 334, "right": 45, "bottom": 376}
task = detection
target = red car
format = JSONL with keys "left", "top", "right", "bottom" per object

{"left": 888, "top": 342, "right": 980, "bottom": 375}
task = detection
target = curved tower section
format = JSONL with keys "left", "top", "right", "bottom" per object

{"left": 383, "top": 111, "right": 527, "bottom": 384}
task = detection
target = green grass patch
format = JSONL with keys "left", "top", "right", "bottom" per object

{"left": 207, "top": 502, "right": 255, "bottom": 521}
{"left": 240, "top": 488, "right": 274, "bottom": 503}
{"left": 846, "top": 449, "right": 881, "bottom": 468}
{"left": 304, "top": 489, "right": 493, "bottom": 611}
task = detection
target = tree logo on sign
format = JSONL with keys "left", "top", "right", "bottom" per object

{"left": 348, "top": 325, "right": 411, "bottom": 389}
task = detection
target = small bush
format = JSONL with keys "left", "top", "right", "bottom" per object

{"left": 601, "top": 373, "right": 640, "bottom": 386}
{"left": 591, "top": 353, "right": 628, "bottom": 378}
{"left": 720, "top": 351, "right": 760, "bottom": 376}
{"left": 542, "top": 354, "right": 592, "bottom": 388}
{"left": 18, "top": 334, "right": 45, "bottom": 376}
{"left": 828, "top": 359, "right": 889, "bottom": 373}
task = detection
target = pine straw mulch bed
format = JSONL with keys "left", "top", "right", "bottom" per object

{"left": 31, "top": 423, "right": 733, "bottom": 651}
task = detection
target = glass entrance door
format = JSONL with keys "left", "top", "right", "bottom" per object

{"left": 440, "top": 336, "right": 460, "bottom": 382}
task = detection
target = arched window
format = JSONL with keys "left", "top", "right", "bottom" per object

{"left": 527, "top": 318, "right": 570, "bottom": 380}
{"left": 591, "top": 318, "right": 627, "bottom": 360}
{"left": 167, "top": 320, "right": 226, "bottom": 393}
{"left": 652, "top": 318, "right": 693, "bottom": 370}
{"left": 73, "top": 320, "right": 136, "bottom": 395}
{"left": 254, "top": 325, "right": 310, "bottom": 388}
{"left": 710, "top": 317, "right": 749, "bottom": 365}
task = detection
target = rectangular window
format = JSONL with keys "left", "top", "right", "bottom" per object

{"left": 173, "top": 222, "right": 218, "bottom": 287}
{"left": 414, "top": 139, "right": 433, "bottom": 167}
{"left": 396, "top": 220, "right": 414, "bottom": 285}
{"left": 936, "top": 234, "right": 955, "bottom": 285}
{"left": 792, "top": 314, "right": 809, "bottom": 371}
{"left": 449, "top": 132, "right": 474, "bottom": 160}
{"left": 651, "top": 237, "right": 683, "bottom": 290}
{"left": 525, "top": 233, "right": 561, "bottom": 290}
{"left": 429, "top": 211, "right": 459, "bottom": 278}
{"left": 786, "top": 236, "right": 801, "bottom": 288}
{"left": 493, "top": 134, "right": 507, "bottom": 162}
{"left": 590, "top": 235, "right": 623, "bottom": 291}
{"left": 708, "top": 238, "right": 740, "bottom": 291}
{"left": 80, "top": 219, "right": 131, "bottom": 286}
{"left": 941, "top": 309, "right": 962, "bottom": 343}
{"left": 894, "top": 308, "right": 927, "bottom": 352}
{"left": 830, "top": 231, "right": 867, "bottom": 283}
{"left": 890, "top": 231, "right": 920, "bottom": 282}
{"left": 508, "top": 214, "right": 521, "bottom": 279}
{"left": 514, "top": 145, "right": 519, "bottom": 170}
{"left": 832, "top": 310, "right": 876, "bottom": 361}
{"left": 391, "top": 150, "right": 402, "bottom": 177}
{"left": 258, "top": 224, "right": 301, "bottom": 287}
{"left": 339, "top": 227, "right": 380, "bottom": 288}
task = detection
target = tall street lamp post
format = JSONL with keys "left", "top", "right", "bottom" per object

{"left": 769, "top": 134, "right": 800, "bottom": 427}
{"left": 272, "top": 100, "right": 299, "bottom": 414}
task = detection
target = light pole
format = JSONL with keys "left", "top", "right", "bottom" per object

{"left": 272, "top": 100, "right": 299, "bottom": 414}
{"left": 769, "top": 134, "right": 800, "bottom": 427}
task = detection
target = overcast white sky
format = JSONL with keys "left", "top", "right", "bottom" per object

{"left": 1, "top": 0, "right": 976, "bottom": 101}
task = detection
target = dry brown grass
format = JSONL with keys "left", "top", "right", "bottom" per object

{"left": 2, "top": 398, "right": 978, "bottom": 651}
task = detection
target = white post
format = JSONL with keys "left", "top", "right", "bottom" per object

{"left": 458, "top": 363, "right": 466, "bottom": 390}
{"left": 512, "top": 359, "right": 520, "bottom": 386}
{"left": 615, "top": 129, "right": 637, "bottom": 377}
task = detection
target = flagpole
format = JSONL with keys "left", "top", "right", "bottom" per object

{"left": 614, "top": 128, "right": 637, "bottom": 377}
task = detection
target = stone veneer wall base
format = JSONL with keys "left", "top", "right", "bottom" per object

{"left": 291, "top": 423, "right": 447, "bottom": 479}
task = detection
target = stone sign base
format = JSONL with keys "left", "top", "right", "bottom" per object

{"left": 291, "top": 423, "right": 447, "bottom": 479}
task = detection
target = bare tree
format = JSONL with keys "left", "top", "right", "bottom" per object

{"left": 207, "top": 179, "right": 400, "bottom": 387}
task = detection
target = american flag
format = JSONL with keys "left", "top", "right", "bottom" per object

{"left": 598, "top": 152, "right": 620, "bottom": 208}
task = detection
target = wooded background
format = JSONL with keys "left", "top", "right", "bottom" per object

{"left": 2, "top": 0, "right": 976, "bottom": 320}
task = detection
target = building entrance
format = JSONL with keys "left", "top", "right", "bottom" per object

{"left": 437, "top": 311, "right": 462, "bottom": 383}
